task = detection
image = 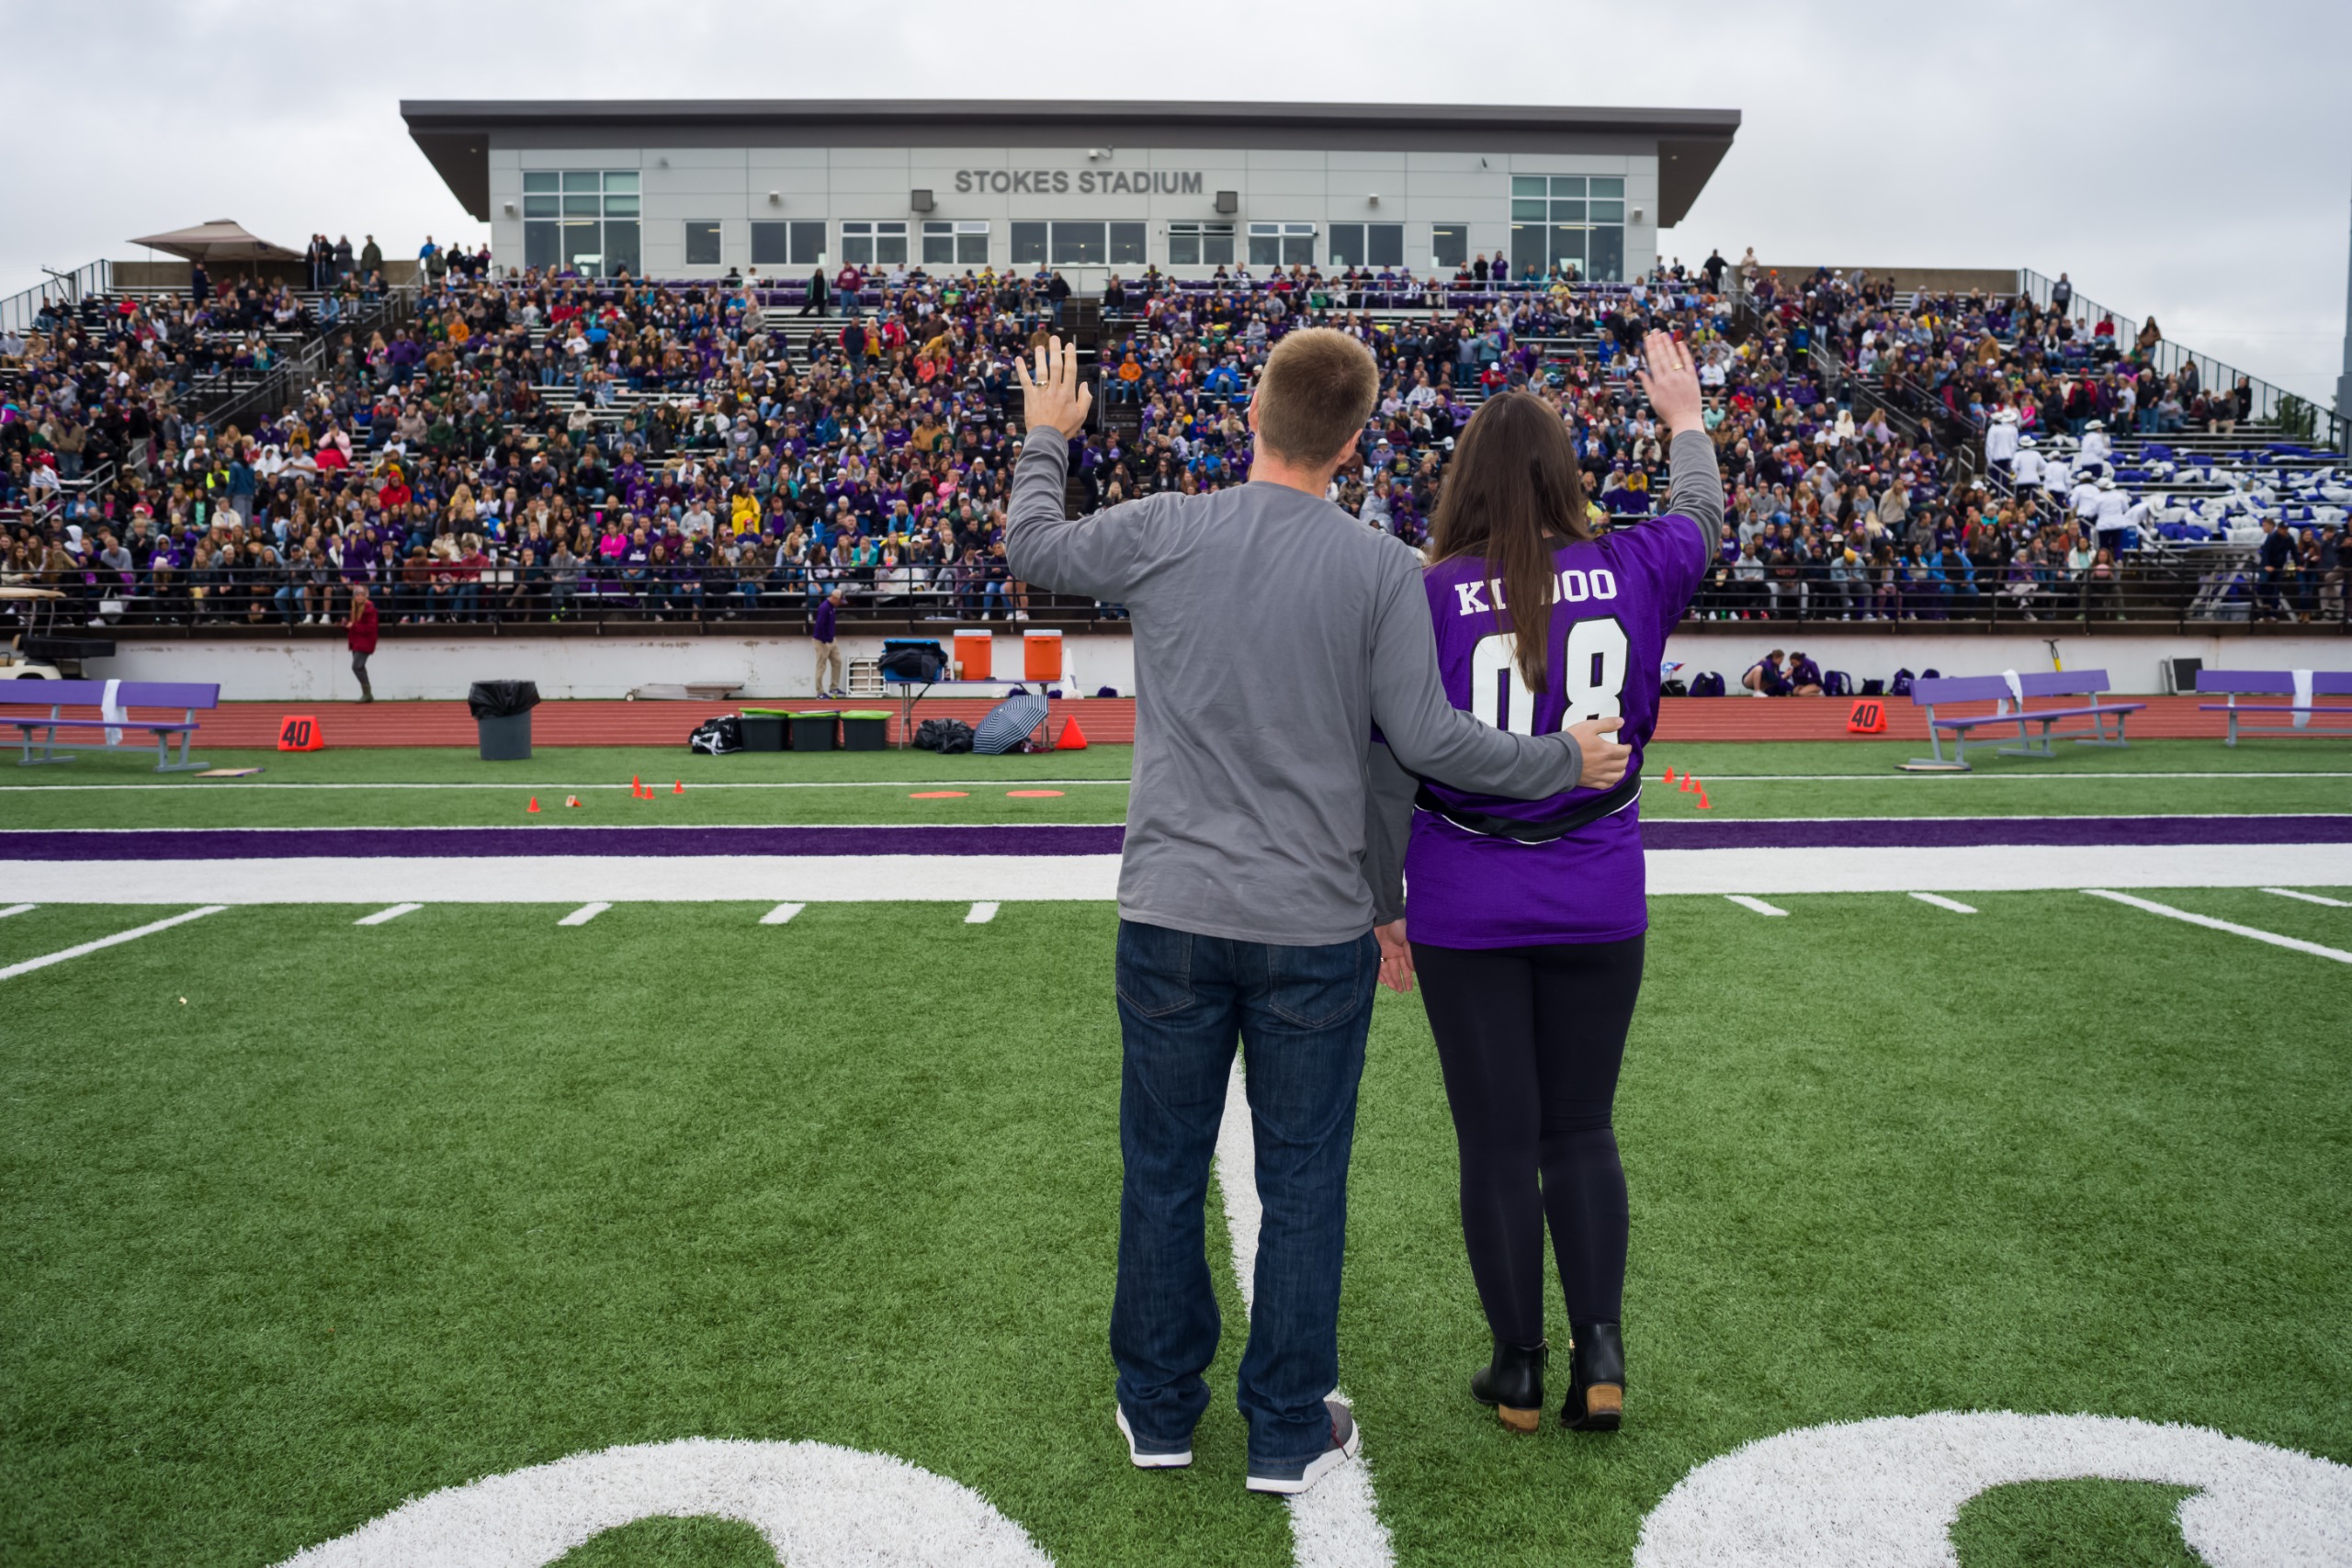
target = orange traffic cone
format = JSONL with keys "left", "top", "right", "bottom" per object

{"left": 565, "top": 795, "right": 582, "bottom": 808}
{"left": 632, "top": 775, "right": 643, "bottom": 797}
{"left": 1696, "top": 788, "right": 1713, "bottom": 810}
{"left": 1679, "top": 772, "right": 1699, "bottom": 794}
{"left": 1057, "top": 717, "right": 1089, "bottom": 750}
{"left": 527, "top": 796, "right": 541, "bottom": 814}
{"left": 1662, "top": 766, "right": 1677, "bottom": 785}
{"left": 673, "top": 780, "right": 684, "bottom": 795}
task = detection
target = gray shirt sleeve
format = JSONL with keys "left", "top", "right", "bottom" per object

{"left": 1367, "top": 552, "right": 1582, "bottom": 799}
{"left": 1362, "top": 739, "right": 1415, "bottom": 925}
{"left": 1664, "top": 428, "right": 1725, "bottom": 534}
{"left": 1004, "top": 427, "right": 1140, "bottom": 598}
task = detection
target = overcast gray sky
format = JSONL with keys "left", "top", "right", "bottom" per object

{"left": 6, "top": 0, "right": 2346, "bottom": 404}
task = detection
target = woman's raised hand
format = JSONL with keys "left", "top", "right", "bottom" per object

{"left": 1635, "top": 330, "right": 1705, "bottom": 436}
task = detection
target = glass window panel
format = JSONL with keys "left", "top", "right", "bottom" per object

{"left": 1589, "top": 199, "right": 1624, "bottom": 223}
{"left": 603, "top": 220, "right": 639, "bottom": 276}
{"left": 1510, "top": 224, "right": 1549, "bottom": 280}
{"left": 790, "top": 221, "right": 826, "bottom": 265}
{"left": 1109, "top": 222, "right": 1146, "bottom": 265}
{"left": 1511, "top": 199, "right": 1548, "bottom": 222}
{"left": 603, "top": 172, "right": 639, "bottom": 194}
{"left": 923, "top": 227, "right": 956, "bottom": 265}
{"left": 1430, "top": 223, "right": 1468, "bottom": 269}
{"left": 1549, "top": 175, "right": 1588, "bottom": 197}
{"left": 685, "top": 221, "right": 722, "bottom": 267}
{"left": 1550, "top": 198, "right": 1587, "bottom": 222}
{"left": 602, "top": 195, "right": 639, "bottom": 218}
{"left": 956, "top": 231, "right": 989, "bottom": 265}
{"left": 525, "top": 220, "right": 558, "bottom": 269}
{"left": 875, "top": 228, "right": 907, "bottom": 265}
{"left": 1327, "top": 223, "right": 1364, "bottom": 266}
{"left": 1011, "top": 222, "right": 1047, "bottom": 265}
{"left": 562, "top": 171, "right": 600, "bottom": 192}
{"left": 1282, "top": 233, "right": 1314, "bottom": 265}
{"left": 1590, "top": 176, "right": 1624, "bottom": 198}
{"left": 563, "top": 194, "right": 601, "bottom": 218}
{"left": 561, "top": 220, "right": 600, "bottom": 273}
{"left": 1367, "top": 223, "right": 1404, "bottom": 267}
{"left": 842, "top": 231, "right": 874, "bottom": 265}
{"left": 1169, "top": 228, "right": 1201, "bottom": 266}
{"left": 1246, "top": 232, "right": 1280, "bottom": 266}
{"left": 1202, "top": 226, "right": 1234, "bottom": 265}
{"left": 1589, "top": 225, "right": 1623, "bottom": 283}
{"left": 523, "top": 195, "right": 560, "bottom": 219}
{"left": 750, "top": 221, "right": 791, "bottom": 265}
{"left": 523, "top": 172, "right": 560, "bottom": 193}
{"left": 1051, "top": 221, "right": 1104, "bottom": 265}
{"left": 1548, "top": 226, "right": 1587, "bottom": 273}
{"left": 1512, "top": 176, "right": 1547, "bottom": 198}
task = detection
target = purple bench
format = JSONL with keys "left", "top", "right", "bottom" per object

{"left": 6, "top": 679, "right": 219, "bottom": 772}
{"left": 1903, "top": 669, "right": 2144, "bottom": 772}
{"left": 2196, "top": 669, "right": 2352, "bottom": 745}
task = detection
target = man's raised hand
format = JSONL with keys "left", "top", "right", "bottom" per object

{"left": 1013, "top": 334, "right": 1092, "bottom": 439}
{"left": 1635, "top": 329, "right": 1705, "bottom": 436}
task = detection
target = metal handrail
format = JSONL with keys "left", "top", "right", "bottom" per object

{"left": 0, "top": 260, "right": 109, "bottom": 335}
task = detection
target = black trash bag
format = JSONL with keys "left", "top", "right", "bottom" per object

{"left": 914, "top": 717, "right": 975, "bottom": 754}
{"left": 689, "top": 716, "right": 743, "bottom": 755}
{"left": 468, "top": 680, "right": 541, "bottom": 719}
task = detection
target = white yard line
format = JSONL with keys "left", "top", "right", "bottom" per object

{"left": 0, "top": 903, "right": 34, "bottom": 919}
{"left": 0, "top": 905, "right": 227, "bottom": 981}
{"left": 2262, "top": 886, "right": 2351, "bottom": 908}
{"left": 354, "top": 903, "right": 424, "bottom": 926}
{"left": 1909, "top": 893, "right": 1979, "bottom": 913}
{"left": 557, "top": 901, "right": 611, "bottom": 927}
{"left": 965, "top": 901, "right": 1000, "bottom": 924}
{"left": 2085, "top": 890, "right": 2352, "bottom": 964}
{"left": 759, "top": 902, "right": 806, "bottom": 925}
{"left": 1213, "top": 1058, "right": 1395, "bottom": 1568}
{"left": 1726, "top": 896, "right": 1790, "bottom": 916}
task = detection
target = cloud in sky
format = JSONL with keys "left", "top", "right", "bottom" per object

{"left": 3, "top": 0, "right": 2345, "bottom": 400}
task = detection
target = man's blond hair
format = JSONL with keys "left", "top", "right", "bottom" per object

{"left": 1254, "top": 328, "right": 1378, "bottom": 467}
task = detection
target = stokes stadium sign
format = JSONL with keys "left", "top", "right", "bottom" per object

{"left": 953, "top": 169, "right": 1205, "bottom": 196}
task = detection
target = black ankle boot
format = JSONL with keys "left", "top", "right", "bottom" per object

{"left": 1469, "top": 1337, "right": 1547, "bottom": 1433}
{"left": 1563, "top": 1320, "right": 1624, "bottom": 1431}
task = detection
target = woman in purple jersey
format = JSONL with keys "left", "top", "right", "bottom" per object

{"left": 1369, "top": 333, "right": 1718, "bottom": 1435}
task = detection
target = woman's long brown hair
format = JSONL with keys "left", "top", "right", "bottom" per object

{"left": 1427, "top": 390, "right": 1592, "bottom": 693}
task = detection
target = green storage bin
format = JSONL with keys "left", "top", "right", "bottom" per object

{"left": 841, "top": 711, "right": 890, "bottom": 752}
{"left": 787, "top": 711, "right": 839, "bottom": 751}
{"left": 738, "top": 709, "right": 787, "bottom": 752}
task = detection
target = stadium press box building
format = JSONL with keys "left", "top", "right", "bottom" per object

{"left": 401, "top": 99, "right": 1738, "bottom": 288}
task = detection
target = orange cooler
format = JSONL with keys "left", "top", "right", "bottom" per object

{"left": 1023, "top": 628, "right": 1063, "bottom": 682}
{"left": 954, "top": 629, "right": 993, "bottom": 681}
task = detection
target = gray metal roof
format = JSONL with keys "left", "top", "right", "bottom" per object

{"left": 401, "top": 98, "right": 1739, "bottom": 226}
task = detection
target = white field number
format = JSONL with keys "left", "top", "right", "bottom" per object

{"left": 1468, "top": 617, "right": 1629, "bottom": 736}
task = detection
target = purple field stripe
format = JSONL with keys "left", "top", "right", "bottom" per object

{"left": 2, "top": 817, "right": 2346, "bottom": 863}
{"left": 1639, "top": 815, "right": 2352, "bottom": 850}
{"left": 0, "top": 825, "right": 1127, "bottom": 861}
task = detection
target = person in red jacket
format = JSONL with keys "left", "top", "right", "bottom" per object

{"left": 346, "top": 583, "right": 379, "bottom": 702}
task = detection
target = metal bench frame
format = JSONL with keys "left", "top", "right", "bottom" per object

{"left": 1905, "top": 669, "right": 2143, "bottom": 772}
{"left": 2197, "top": 671, "right": 2352, "bottom": 745}
{"left": 6, "top": 680, "right": 218, "bottom": 772}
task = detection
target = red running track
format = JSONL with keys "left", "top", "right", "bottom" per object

{"left": 0, "top": 694, "right": 2249, "bottom": 750}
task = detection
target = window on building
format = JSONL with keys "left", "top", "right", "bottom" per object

{"left": 840, "top": 221, "right": 908, "bottom": 267}
{"left": 1327, "top": 223, "right": 1404, "bottom": 268}
{"left": 1508, "top": 175, "right": 1626, "bottom": 282}
{"left": 1109, "top": 222, "right": 1147, "bottom": 266}
{"left": 748, "top": 220, "right": 827, "bottom": 267}
{"left": 1168, "top": 222, "right": 1234, "bottom": 267}
{"left": 922, "top": 220, "right": 991, "bottom": 266}
{"left": 1247, "top": 222, "right": 1317, "bottom": 267}
{"left": 1011, "top": 222, "right": 1047, "bottom": 265}
{"left": 1430, "top": 224, "right": 1470, "bottom": 270}
{"left": 1051, "top": 222, "right": 1106, "bottom": 265}
{"left": 1009, "top": 222, "right": 1128, "bottom": 267}
{"left": 523, "top": 170, "right": 641, "bottom": 276}
{"left": 684, "top": 221, "right": 723, "bottom": 267}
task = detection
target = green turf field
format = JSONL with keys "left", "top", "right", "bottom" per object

{"left": 0, "top": 739, "right": 2345, "bottom": 829}
{"left": 4, "top": 887, "right": 2347, "bottom": 1565}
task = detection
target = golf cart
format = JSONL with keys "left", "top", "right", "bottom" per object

{"left": 0, "top": 587, "right": 115, "bottom": 681}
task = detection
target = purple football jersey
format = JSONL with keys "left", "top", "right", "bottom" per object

{"left": 1406, "top": 513, "right": 1709, "bottom": 947}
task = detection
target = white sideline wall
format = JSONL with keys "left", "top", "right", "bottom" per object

{"left": 88, "top": 633, "right": 1143, "bottom": 704}
{"left": 79, "top": 629, "right": 2344, "bottom": 704}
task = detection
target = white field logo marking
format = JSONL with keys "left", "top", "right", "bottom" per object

{"left": 1634, "top": 1411, "right": 2352, "bottom": 1568}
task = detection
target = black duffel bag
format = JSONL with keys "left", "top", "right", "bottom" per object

{"left": 914, "top": 717, "right": 975, "bottom": 754}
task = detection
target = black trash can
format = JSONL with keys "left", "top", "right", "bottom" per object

{"left": 468, "top": 681, "right": 541, "bottom": 761}
{"left": 739, "top": 709, "right": 788, "bottom": 752}
{"left": 787, "top": 710, "right": 838, "bottom": 751}
{"left": 840, "top": 710, "right": 890, "bottom": 751}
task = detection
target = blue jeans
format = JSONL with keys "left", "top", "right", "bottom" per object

{"left": 1110, "top": 919, "right": 1377, "bottom": 1468}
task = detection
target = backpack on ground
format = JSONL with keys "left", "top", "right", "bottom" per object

{"left": 1824, "top": 670, "right": 1854, "bottom": 697}
{"left": 1688, "top": 671, "right": 1726, "bottom": 697}
{"left": 1890, "top": 668, "right": 1916, "bottom": 697}
{"left": 914, "top": 717, "right": 976, "bottom": 754}
{"left": 689, "top": 715, "right": 743, "bottom": 755}
{"left": 1861, "top": 678, "right": 1885, "bottom": 696}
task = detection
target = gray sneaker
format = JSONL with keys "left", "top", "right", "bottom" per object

{"left": 1245, "top": 1398, "right": 1360, "bottom": 1495}
{"left": 1115, "top": 1404, "right": 1193, "bottom": 1470}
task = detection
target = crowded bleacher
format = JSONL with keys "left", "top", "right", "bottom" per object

{"left": 3, "top": 243, "right": 2344, "bottom": 634}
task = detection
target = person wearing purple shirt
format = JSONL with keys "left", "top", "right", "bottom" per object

{"left": 1369, "top": 333, "right": 1717, "bottom": 1439}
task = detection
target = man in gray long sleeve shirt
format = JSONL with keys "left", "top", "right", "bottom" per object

{"left": 1006, "top": 331, "right": 1628, "bottom": 1494}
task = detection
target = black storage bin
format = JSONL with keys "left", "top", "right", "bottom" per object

{"left": 788, "top": 711, "right": 838, "bottom": 751}
{"left": 468, "top": 681, "right": 540, "bottom": 761}
{"left": 840, "top": 711, "right": 890, "bottom": 751}
{"left": 738, "top": 711, "right": 787, "bottom": 752}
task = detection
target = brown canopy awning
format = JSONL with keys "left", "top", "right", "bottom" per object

{"left": 128, "top": 220, "right": 305, "bottom": 264}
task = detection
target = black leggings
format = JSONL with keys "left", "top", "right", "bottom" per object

{"left": 1412, "top": 934, "right": 1644, "bottom": 1346}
